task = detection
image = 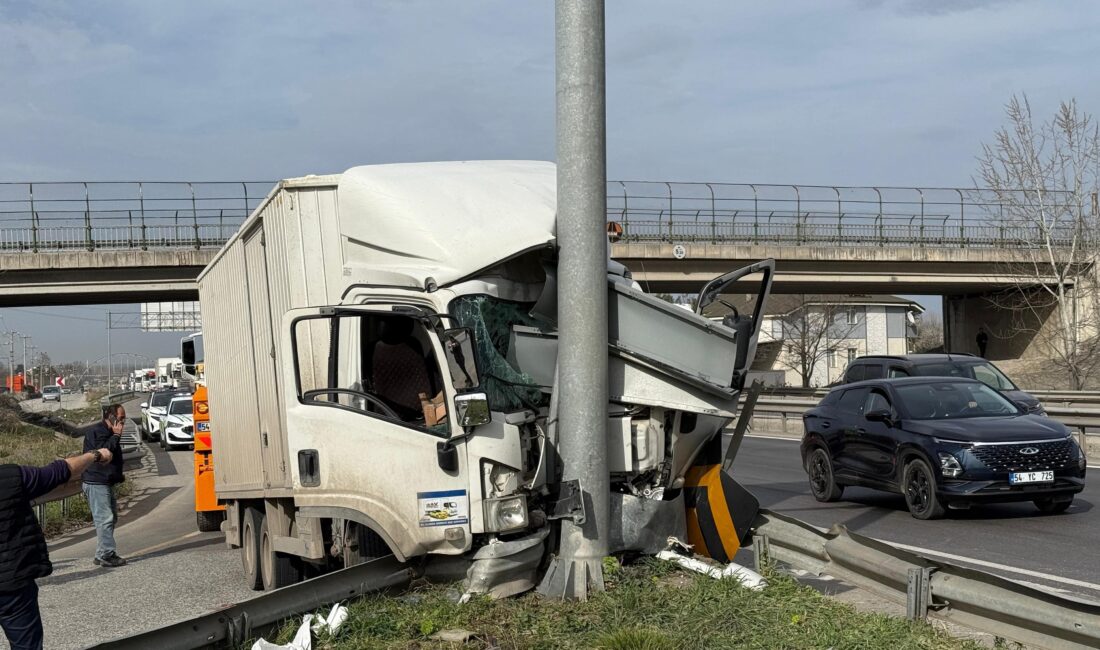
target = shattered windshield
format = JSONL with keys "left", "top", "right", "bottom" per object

{"left": 450, "top": 295, "right": 549, "bottom": 411}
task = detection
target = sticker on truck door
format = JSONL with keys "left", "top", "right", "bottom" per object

{"left": 417, "top": 490, "right": 468, "bottom": 527}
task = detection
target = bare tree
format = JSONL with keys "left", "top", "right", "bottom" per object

{"left": 775, "top": 296, "right": 861, "bottom": 387}
{"left": 910, "top": 313, "right": 944, "bottom": 353}
{"left": 977, "top": 95, "right": 1100, "bottom": 389}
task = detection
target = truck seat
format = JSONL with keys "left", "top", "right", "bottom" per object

{"left": 372, "top": 318, "right": 433, "bottom": 421}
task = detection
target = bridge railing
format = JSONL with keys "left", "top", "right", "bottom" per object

{"left": 611, "top": 214, "right": 1073, "bottom": 249}
{"left": 0, "top": 181, "right": 272, "bottom": 252}
{"left": 606, "top": 182, "right": 1083, "bottom": 249}
{"left": 0, "top": 180, "right": 1083, "bottom": 253}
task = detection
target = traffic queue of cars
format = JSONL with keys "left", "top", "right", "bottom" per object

{"left": 802, "top": 354, "right": 1087, "bottom": 519}
{"left": 139, "top": 388, "right": 195, "bottom": 451}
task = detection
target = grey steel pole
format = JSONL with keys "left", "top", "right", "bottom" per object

{"left": 106, "top": 312, "right": 112, "bottom": 391}
{"left": 538, "top": 0, "right": 610, "bottom": 601}
{"left": 21, "top": 335, "right": 28, "bottom": 392}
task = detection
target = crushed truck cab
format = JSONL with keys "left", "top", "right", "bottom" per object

{"left": 198, "top": 161, "right": 772, "bottom": 595}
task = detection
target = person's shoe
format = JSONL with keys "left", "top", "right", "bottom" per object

{"left": 92, "top": 557, "right": 102, "bottom": 566}
{"left": 99, "top": 553, "right": 127, "bottom": 568}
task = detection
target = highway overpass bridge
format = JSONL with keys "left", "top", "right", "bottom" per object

{"left": 0, "top": 180, "right": 1079, "bottom": 363}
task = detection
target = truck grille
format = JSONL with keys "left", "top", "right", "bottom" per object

{"left": 969, "top": 439, "right": 1076, "bottom": 472}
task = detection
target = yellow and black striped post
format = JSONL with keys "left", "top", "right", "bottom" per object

{"left": 684, "top": 381, "right": 763, "bottom": 562}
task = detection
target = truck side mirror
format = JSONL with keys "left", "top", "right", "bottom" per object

{"left": 441, "top": 328, "right": 480, "bottom": 391}
{"left": 454, "top": 392, "right": 491, "bottom": 428}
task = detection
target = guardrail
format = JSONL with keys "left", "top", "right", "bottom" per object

{"left": 752, "top": 509, "right": 1100, "bottom": 649}
{"left": 92, "top": 556, "right": 414, "bottom": 649}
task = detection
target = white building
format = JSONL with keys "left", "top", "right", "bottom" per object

{"left": 752, "top": 295, "right": 924, "bottom": 387}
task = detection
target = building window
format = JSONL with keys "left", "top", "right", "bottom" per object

{"left": 847, "top": 347, "right": 858, "bottom": 364}
{"left": 846, "top": 307, "right": 859, "bottom": 325}
{"left": 827, "top": 349, "right": 836, "bottom": 368}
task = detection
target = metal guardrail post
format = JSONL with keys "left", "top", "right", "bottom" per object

{"left": 906, "top": 566, "right": 934, "bottom": 621}
{"left": 752, "top": 534, "right": 770, "bottom": 573}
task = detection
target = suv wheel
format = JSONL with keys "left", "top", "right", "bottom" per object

{"left": 807, "top": 447, "right": 843, "bottom": 502}
{"left": 1034, "top": 497, "right": 1072, "bottom": 514}
{"left": 903, "top": 459, "right": 946, "bottom": 520}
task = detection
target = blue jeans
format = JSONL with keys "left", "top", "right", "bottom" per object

{"left": 0, "top": 581, "right": 43, "bottom": 650}
{"left": 82, "top": 483, "right": 117, "bottom": 560}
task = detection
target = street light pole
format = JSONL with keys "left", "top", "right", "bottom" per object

{"left": 20, "top": 335, "right": 29, "bottom": 391}
{"left": 538, "top": 0, "right": 610, "bottom": 601}
{"left": 106, "top": 311, "right": 112, "bottom": 390}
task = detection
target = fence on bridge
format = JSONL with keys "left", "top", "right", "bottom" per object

{"left": 0, "top": 181, "right": 270, "bottom": 252}
{"left": 0, "top": 180, "right": 1084, "bottom": 253}
{"left": 607, "top": 182, "right": 1082, "bottom": 249}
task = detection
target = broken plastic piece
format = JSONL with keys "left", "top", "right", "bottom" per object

{"left": 250, "top": 603, "right": 348, "bottom": 650}
{"left": 655, "top": 550, "right": 767, "bottom": 590}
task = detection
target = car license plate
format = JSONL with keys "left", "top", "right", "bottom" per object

{"left": 1009, "top": 471, "right": 1053, "bottom": 484}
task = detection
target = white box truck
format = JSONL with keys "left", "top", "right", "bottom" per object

{"left": 199, "top": 161, "right": 772, "bottom": 594}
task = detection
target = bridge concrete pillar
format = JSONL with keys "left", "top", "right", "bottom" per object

{"left": 942, "top": 291, "right": 1054, "bottom": 363}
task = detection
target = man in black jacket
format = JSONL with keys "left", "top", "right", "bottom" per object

{"left": 82, "top": 404, "right": 127, "bottom": 568}
{"left": 1, "top": 448, "right": 113, "bottom": 649}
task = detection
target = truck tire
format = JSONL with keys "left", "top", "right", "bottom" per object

{"left": 196, "top": 510, "right": 225, "bottom": 532}
{"left": 260, "top": 514, "right": 301, "bottom": 590}
{"left": 241, "top": 507, "right": 263, "bottom": 590}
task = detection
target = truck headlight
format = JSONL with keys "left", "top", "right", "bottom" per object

{"left": 938, "top": 452, "right": 963, "bottom": 478}
{"left": 483, "top": 495, "right": 528, "bottom": 532}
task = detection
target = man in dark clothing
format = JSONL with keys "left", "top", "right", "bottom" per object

{"left": 82, "top": 404, "right": 127, "bottom": 568}
{"left": 1, "top": 448, "right": 113, "bottom": 649}
{"left": 976, "top": 327, "right": 989, "bottom": 358}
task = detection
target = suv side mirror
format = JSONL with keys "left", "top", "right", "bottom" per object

{"left": 454, "top": 392, "right": 491, "bottom": 428}
{"left": 140, "top": 402, "right": 148, "bottom": 409}
{"left": 865, "top": 409, "right": 893, "bottom": 425}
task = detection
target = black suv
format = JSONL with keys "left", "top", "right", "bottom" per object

{"left": 802, "top": 377, "right": 1086, "bottom": 519}
{"left": 838, "top": 353, "right": 1043, "bottom": 415}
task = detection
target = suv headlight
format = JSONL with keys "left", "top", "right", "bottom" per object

{"left": 938, "top": 452, "right": 963, "bottom": 478}
{"left": 483, "top": 495, "right": 528, "bottom": 533}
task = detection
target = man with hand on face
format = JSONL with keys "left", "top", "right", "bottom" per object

{"left": 82, "top": 403, "right": 128, "bottom": 568}
{"left": 1, "top": 447, "right": 114, "bottom": 649}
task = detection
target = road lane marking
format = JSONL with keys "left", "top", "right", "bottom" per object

{"left": 129, "top": 530, "right": 203, "bottom": 558}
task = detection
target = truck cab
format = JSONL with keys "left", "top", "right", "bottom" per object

{"left": 199, "top": 162, "right": 772, "bottom": 594}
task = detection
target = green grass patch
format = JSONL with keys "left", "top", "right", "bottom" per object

{"left": 254, "top": 559, "right": 981, "bottom": 650}
{"left": 0, "top": 395, "right": 133, "bottom": 537}
{"left": 55, "top": 402, "right": 105, "bottom": 427}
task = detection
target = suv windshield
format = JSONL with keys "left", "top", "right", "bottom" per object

{"left": 896, "top": 381, "right": 1019, "bottom": 419}
{"left": 151, "top": 392, "right": 175, "bottom": 407}
{"left": 910, "top": 360, "right": 1016, "bottom": 391}
{"left": 168, "top": 399, "right": 192, "bottom": 415}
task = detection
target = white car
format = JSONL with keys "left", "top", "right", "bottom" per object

{"left": 158, "top": 395, "right": 194, "bottom": 450}
{"left": 141, "top": 389, "right": 183, "bottom": 442}
{"left": 41, "top": 386, "right": 61, "bottom": 402}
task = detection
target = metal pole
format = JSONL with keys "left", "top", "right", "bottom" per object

{"left": 106, "top": 312, "right": 112, "bottom": 391}
{"left": 21, "top": 335, "right": 28, "bottom": 392}
{"left": 538, "top": 0, "right": 609, "bottom": 601}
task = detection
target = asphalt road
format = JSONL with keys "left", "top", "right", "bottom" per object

{"left": 732, "top": 435, "right": 1100, "bottom": 602}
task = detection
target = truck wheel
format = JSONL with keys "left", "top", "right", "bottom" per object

{"left": 241, "top": 507, "right": 263, "bottom": 590}
{"left": 196, "top": 510, "right": 226, "bottom": 532}
{"left": 260, "top": 514, "right": 301, "bottom": 590}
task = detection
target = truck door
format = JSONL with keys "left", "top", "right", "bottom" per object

{"left": 281, "top": 305, "right": 472, "bottom": 559}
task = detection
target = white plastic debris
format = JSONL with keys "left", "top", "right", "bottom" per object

{"left": 251, "top": 603, "right": 349, "bottom": 650}
{"left": 656, "top": 550, "right": 768, "bottom": 590}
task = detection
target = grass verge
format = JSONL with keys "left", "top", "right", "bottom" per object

{"left": 255, "top": 559, "right": 982, "bottom": 649}
{"left": 0, "top": 394, "right": 133, "bottom": 537}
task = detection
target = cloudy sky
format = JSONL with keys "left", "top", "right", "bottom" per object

{"left": 2, "top": 0, "right": 1098, "bottom": 361}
